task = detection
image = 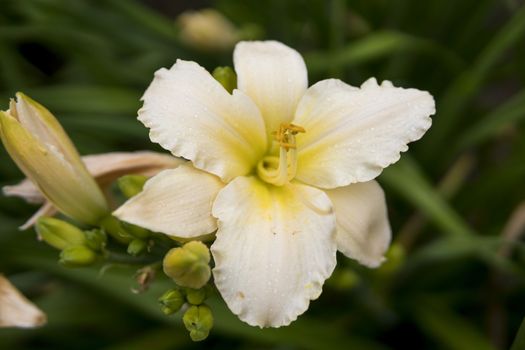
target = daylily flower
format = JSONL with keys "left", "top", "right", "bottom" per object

{"left": 4, "top": 151, "right": 182, "bottom": 229}
{"left": 0, "top": 275, "right": 46, "bottom": 328}
{"left": 114, "top": 40, "right": 435, "bottom": 327}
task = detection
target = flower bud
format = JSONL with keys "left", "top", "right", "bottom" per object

{"left": 177, "top": 9, "right": 239, "bottom": 51}
{"left": 84, "top": 229, "right": 107, "bottom": 252}
{"left": 117, "top": 175, "right": 148, "bottom": 198}
{"left": 0, "top": 93, "right": 108, "bottom": 225}
{"left": 186, "top": 288, "right": 207, "bottom": 305}
{"left": 127, "top": 239, "right": 147, "bottom": 256}
{"left": 100, "top": 215, "right": 134, "bottom": 244}
{"left": 212, "top": 67, "right": 237, "bottom": 94}
{"left": 163, "top": 241, "right": 211, "bottom": 289}
{"left": 158, "top": 289, "right": 185, "bottom": 315}
{"left": 182, "top": 304, "right": 213, "bottom": 342}
{"left": 121, "top": 222, "right": 150, "bottom": 240}
{"left": 59, "top": 245, "right": 97, "bottom": 267}
{"left": 377, "top": 243, "right": 406, "bottom": 275}
{"left": 35, "top": 217, "right": 86, "bottom": 250}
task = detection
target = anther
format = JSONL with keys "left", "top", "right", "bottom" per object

{"left": 273, "top": 123, "right": 306, "bottom": 151}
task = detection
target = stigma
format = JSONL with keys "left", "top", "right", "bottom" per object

{"left": 257, "top": 123, "right": 305, "bottom": 186}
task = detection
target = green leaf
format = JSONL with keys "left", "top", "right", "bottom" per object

{"left": 414, "top": 298, "right": 496, "bottom": 350}
{"left": 511, "top": 317, "right": 525, "bottom": 350}
{"left": 305, "top": 31, "right": 464, "bottom": 74}
{"left": 380, "top": 157, "right": 475, "bottom": 237}
{"left": 457, "top": 89, "right": 525, "bottom": 149}
{"left": 426, "top": 5, "right": 525, "bottom": 153}
{"left": 8, "top": 85, "right": 141, "bottom": 115}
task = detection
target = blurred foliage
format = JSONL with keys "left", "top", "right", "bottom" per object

{"left": 1, "top": 0, "right": 525, "bottom": 349}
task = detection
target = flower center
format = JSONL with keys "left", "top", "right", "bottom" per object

{"left": 256, "top": 123, "right": 305, "bottom": 186}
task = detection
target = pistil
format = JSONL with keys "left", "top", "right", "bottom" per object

{"left": 257, "top": 123, "right": 305, "bottom": 186}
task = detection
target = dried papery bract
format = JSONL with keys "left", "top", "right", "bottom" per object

{"left": 0, "top": 275, "right": 46, "bottom": 328}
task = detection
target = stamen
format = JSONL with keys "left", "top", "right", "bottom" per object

{"left": 257, "top": 123, "right": 305, "bottom": 186}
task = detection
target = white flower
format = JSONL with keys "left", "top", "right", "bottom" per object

{"left": 114, "top": 41, "right": 435, "bottom": 327}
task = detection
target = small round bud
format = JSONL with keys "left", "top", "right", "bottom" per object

{"left": 158, "top": 289, "right": 185, "bottom": 315}
{"left": 127, "top": 239, "right": 147, "bottom": 256}
{"left": 163, "top": 241, "right": 211, "bottom": 289}
{"left": 36, "top": 217, "right": 86, "bottom": 250}
{"left": 84, "top": 229, "right": 107, "bottom": 252}
{"left": 100, "top": 215, "right": 134, "bottom": 244}
{"left": 117, "top": 175, "right": 148, "bottom": 198}
{"left": 378, "top": 243, "right": 406, "bottom": 275}
{"left": 186, "top": 288, "right": 206, "bottom": 305}
{"left": 212, "top": 66, "right": 237, "bottom": 93}
{"left": 59, "top": 245, "right": 97, "bottom": 267}
{"left": 183, "top": 304, "right": 213, "bottom": 342}
{"left": 328, "top": 268, "right": 360, "bottom": 291}
{"left": 122, "top": 222, "right": 150, "bottom": 239}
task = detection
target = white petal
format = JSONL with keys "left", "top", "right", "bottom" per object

{"left": 139, "top": 60, "right": 267, "bottom": 182}
{"left": 81, "top": 151, "right": 184, "bottom": 185}
{"left": 20, "top": 202, "right": 56, "bottom": 231}
{"left": 3, "top": 179, "right": 44, "bottom": 204}
{"left": 234, "top": 41, "right": 308, "bottom": 137}
{"left": 325, "top": 181, "right": 391, "bottom": 268}
{"left": 4, "top": 151, "right": 183, "bottom": 229}
{"left": 211, "top": 177, "right": 336, "bottom": 328}
{"left": 0, "top": 275, "right": 46, "bottom": 328}
{"left": 5, "top": 151, "right": 181, "bottom": 202}
{"left": 114, "top": 166, "right": 223, "bottom": 238}
{"left": 294, "top": 78, "right": 435, "bottom": 188}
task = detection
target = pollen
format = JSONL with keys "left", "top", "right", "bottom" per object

{"left": 272, "top": 123, "right": 305, "bottom": 151}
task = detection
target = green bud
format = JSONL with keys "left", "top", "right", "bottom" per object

{"left": 163, "top": 241, "right": 211, "bottom": 289}
{"left": 121, "top": 221, "right": 150, "bottom": 239}
{"left": 127, "top": 239, "right": 147, "bottom": 256}
{"left": 212, "top": 66, "right": 237, "bottom": 93}
{"left": 59, "top": 245, "right": 97, "bottom": 267}
{"left": 183, "top": 304, "right": 213, "bottom": 342}
{"left": 158, "top": 289, "right": 185, "bottom": 315}
{"left": 186, "top": 288, "right": 206, "bottom": 305}
{"left": 117, "top": 175, "right": 148, "bottom": 198}
{"left": 100, "top": 215, "right": 134, "bottom": 244}
{"left": 84, "top": 229, "right": 107, "bottom": 252}
{"left": 328, "top": 268, "right": 360, "bottom": 291}
{"left": 378, "top": 243, "right": 406, "bottom": 275}
{"left": 36, "top": 217, "right": 86, "bottom": 250}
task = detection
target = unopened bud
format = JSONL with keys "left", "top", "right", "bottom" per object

{"left": 212, "top": 66, "right": 237, "bottom": 94}
{"left": 100, "top": 215, "right": 134, "bottom": 244}
{"left": 35, "top": 217, "right": 86, "bottom": 250}
{"left": 328, "top": 268, "right": 360, "bottom": 291}
{"left": 186, "top": 288, "right": 206, "bottom": 305}
{"left": 117, "top": 175, "right": 148, "bottom": 198}
{"left": 84, "top": 229, "right": 107, "bottom": 252}
{"left": 59, "top": 245, "right": 96, "bottom": 267}
{"left": 122, "top": 222, "right": 150, "bottom": 239}
{"left": 182, "top": 304, "right": 213, "bottom": 342}
{"left": 127, "top": 239, "right": 147, "bottom": 256}
{"left": 163, "top": 241, "right": 211, "bottom": 289}
{"left": 378, "top": 243, "right": 406, "bottom": 275}
{"left": 0, "top": 93, "right": 108, "bottom": 225}
{"left": 158, "top": 289, "right": 185, "bottom": 315}
{"left": 177, "top": 9, "right": 239, "bottom": 52}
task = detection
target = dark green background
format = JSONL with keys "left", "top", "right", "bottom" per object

{"left": 1, "top": 0, "right": 525, "bottom": 349}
